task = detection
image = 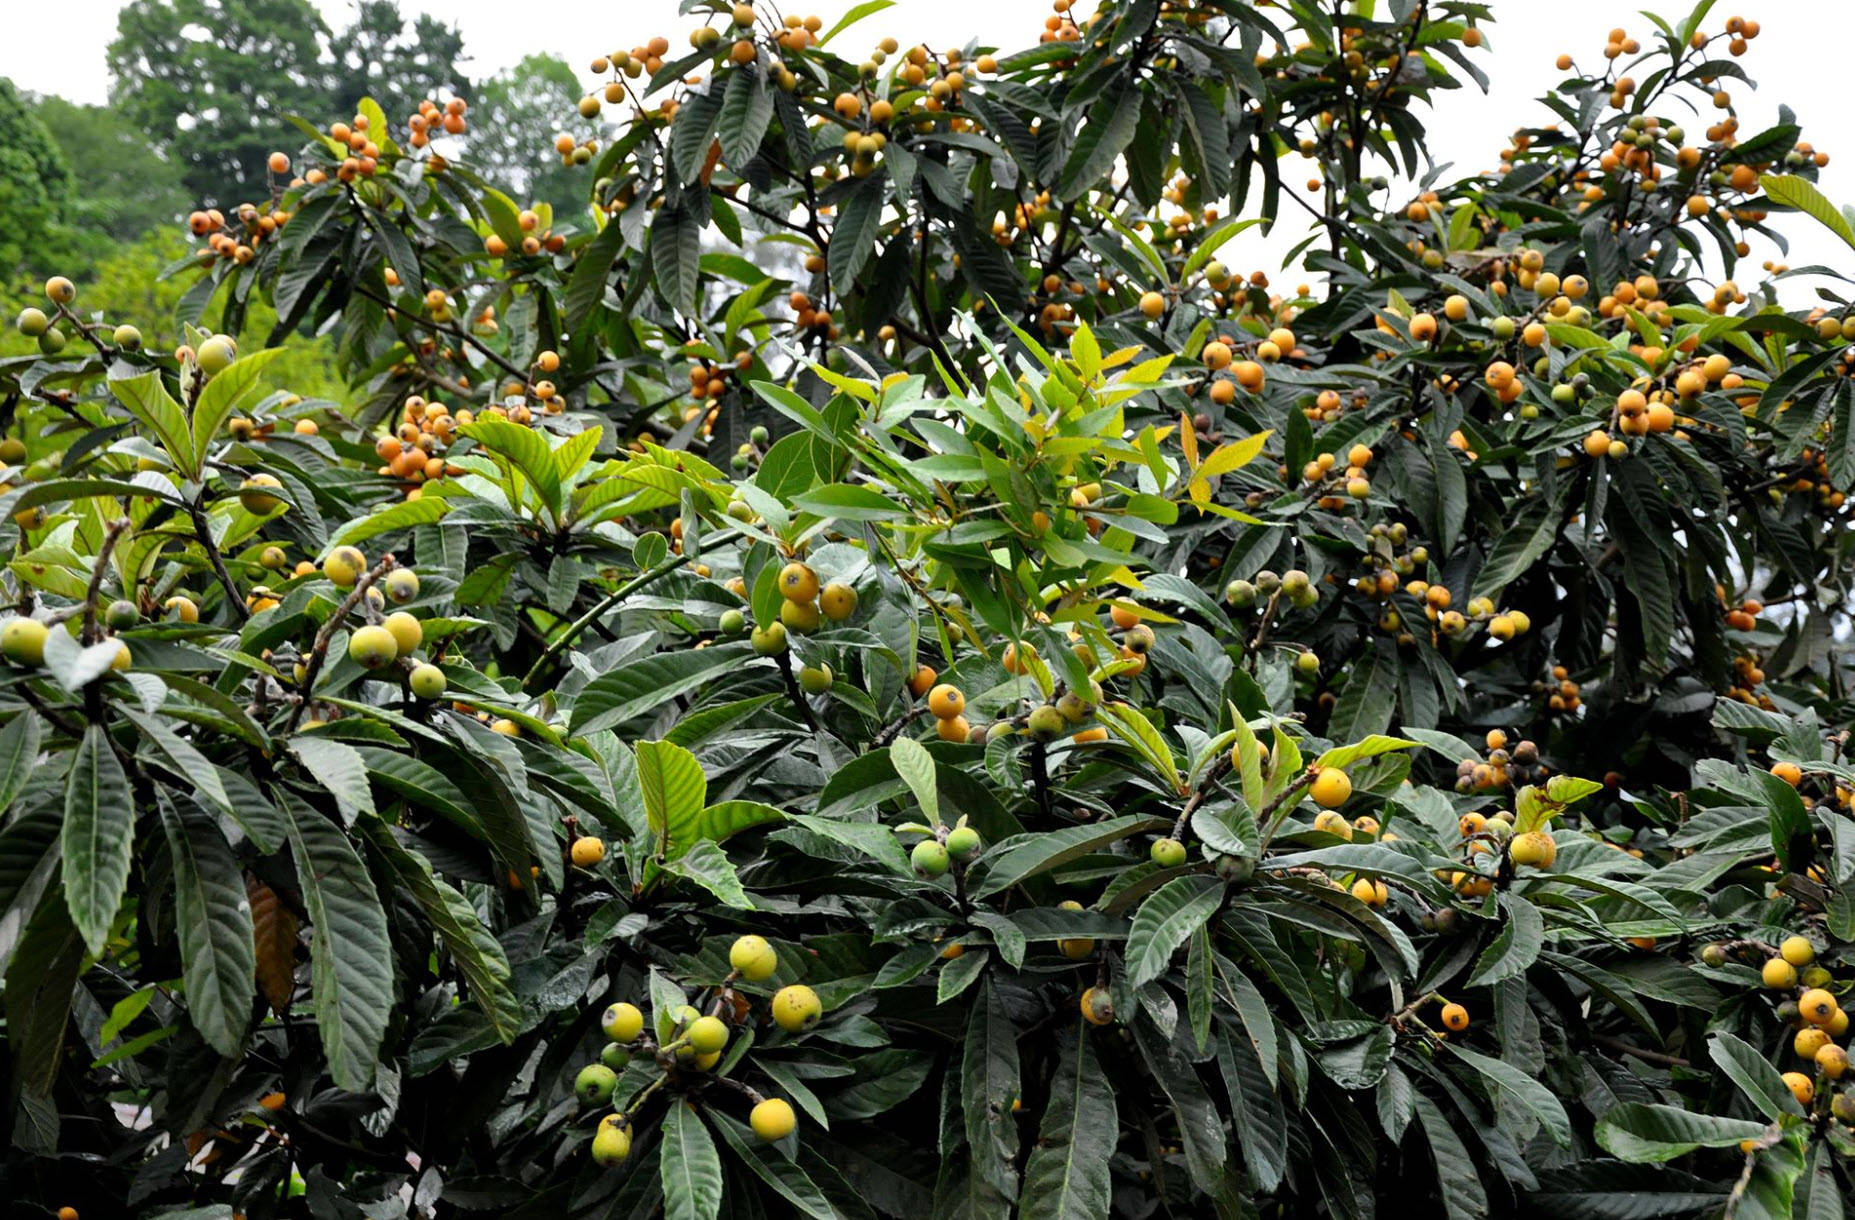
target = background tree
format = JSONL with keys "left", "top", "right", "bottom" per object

{"left": 469, "top": 53, "right": 589, "bottom": 215}
{"left": 108, "top": 0, "right": 332, "bottom": 207}
{"left": 30, "top": 95, "right": 191, "bottom": 249}
{"left": 0, "top": 78, "right": 72, "bottom": 279}
{"left": 329, "top": 1, "right": 468, "bottom": 129}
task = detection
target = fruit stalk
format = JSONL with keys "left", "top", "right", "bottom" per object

{"left": 873, "top": 704, "right": 927, "bottom": 746}
{"left": 285, "top": 554, "right": 399, "bottom": 732}
{"left": 1243, "top": 587, "right": 1285, "bottom": 671}
{"left": 1027, "top": 739, "right": 1054, "bottom": 821}
{"left": 1386, "top": 990, "right": 1445, "bottom": 1029}
{"left": 79, "top": 518, "right": 132, "bottom": 647}
{"left": 12, "top": 675, "right": 85, "bottom": 738}
{"left": 1257, "top": 768, "right": 1321, "bottom": 848}
{"left": 350, "top": 281, "right": 533, "bottom": 387}
{"left": 189, "top": 497, "right": 252, "bottom": 623}
{"left": 1590, "top": 1033, "right": 1690, "bottom": 1069}
{"left": 1171, "top": 751, "right": 1235, "bottom": 842}
{"left": 520, "top": 528, "right": 740, "bottom": 690}
{"left": 50, "top": 299, "right": 114, "bottom": 361}
{"left": 776, "top": 649, "right": 822, "bottom": 735}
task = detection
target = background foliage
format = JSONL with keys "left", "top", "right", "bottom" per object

{"left": 3, "top": 1, "right": 1855, "bottom": 1219}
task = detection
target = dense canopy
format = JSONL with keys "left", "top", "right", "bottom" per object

{"left": 4, "top": 2, "right": 1855, "bottom": 1218}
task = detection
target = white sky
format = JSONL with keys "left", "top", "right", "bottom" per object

{"left": 5, "top": 1, "right": 1849, "bottom": 293}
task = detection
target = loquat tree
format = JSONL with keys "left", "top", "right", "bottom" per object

{"left": 4, "top": 2, "right": 1855, "bottom": 1218}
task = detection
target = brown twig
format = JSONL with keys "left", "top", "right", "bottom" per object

{"left": 283, "top": 555, "right": 398, "bottom": 733}
{"left": 189, "top": 499, "right": 251, "bottom": 623}
{"left": 1592, "top": 1033, "right": 1689, "bottom": 1069}
{"left": 517, "top": 534, "right": 734, "bottom": 690}
{"left": 1245, "top": 587, "right": 1284, "bottom": 670}
{"left": 14, "top": 682, "right": 86, "bottom": 737}
{"left": 874, "top": 704, "right": 928, "bottom": 747}
{"left": 81, "top": 518, "right": 132, "bottom": 646}
{"left": 1171, "top": 751, "right": 1235, "bottom": 840}
{"left": 350, "top": 283, "right": 531, "bottom": 387}
{"left": 1258, "top": 767, "right": 1320, "bottom": 846}
{"left": 776, "top": 650, "right": 822, "bottom": 735}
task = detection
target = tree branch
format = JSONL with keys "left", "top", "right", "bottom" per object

{"left": 284, "top": 555, "right": 398, "bottom": 733}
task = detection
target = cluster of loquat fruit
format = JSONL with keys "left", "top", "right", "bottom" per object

{"left": 1444, "top": 807, "right": 1525, "bottom": 899}
{"left": 180, "top": 98, "right": 465, "bottom": 273}
{"left": 1451, "top": 728, "right": 1548, "bottom": 796}
{"left": 1531, "top": 663, "right": 1583, "bottom": 715}
{"left": 784, "top": 289, "right": 841, "bottom": 344}
{"left": 322, "top": 103, "right": 465, "bottom": 186}
{"left": 1036, "top": 0, "right": 1086, "bottom": 45}
{"left": 1382, "top": 571, "right": 1530, "bottom": 650}
{"left": 403, "top": 95, "right": 468, "bottom": 146}
{"left": 1029, "top": 268, "right": 1091, "bottom": 338}
{"left": 1298, "top": 764, "right": 1406, "bottom": 908}
{"left": 1299, "top": 756, "right": 1546, "bottom": 919}
{"left": 916, "top": 666, "right": 972, "bottom": 744}
{"left": 1296, "top": 442, "right": 1375, "bottom": 509}
{"left": 1770, "top": 443, "right": 1851, "bottom": 514}
{"left": 316, "top": 547, "right": 448, "bottom": 702}
{"left": 370, "top": 348, "right": 572, "bottom": 498}
{"left": 186, "top": 170, "right": 293, "bottom": 269}
{"left": 1712, "top": 934, "right": 1855, "bottom": 1125}
{"left": 1767, "top": 757, "right": 1855, "bottom": 820}
{"left": 483, "top": 206, "right": 570, "bottom": 259}
{"left": 993, "top": 185, "right": 1063, "bottom": 249}
{"left": 1494, "top": 19, "right": 1823, "bottom": 261}
{"left": 1722, "top": 591, "right": 1765, "bottom": 635}
{"left": 677, "top": 350, "right": 753, "bottom": 428}
{"left": 889, "top": 607, "right": 1129, "bottom": 752}
{"left": 11, "top": 278, "right": 323, "bottom": 528}
{"left": 0, "top": 604, "right": 133, "bottom": 676}
{"left": 13, "top": 274, "right": 162, "bottom": 360}
{"left": 903, "top": 815, "right": 985, "bottom": 879}
{"left": 1223, "top": 566, "right": 1319, "bottom": 615}
{"left": 574, "top": 936, "right": 818, "bottom": 1168}
{"left": 723, "top": 560, "right": 858, "bottom": 696}
{"left": 1196, "top": 328, "right": 1282, "bottom": 406}
{"left": 1301, "top": 383, "right": 1370, "bottom": 425}
{"left": 1578, "top": 351, "right": 1737, "bottom": 458}
{"left": 824, "top": 39, "right": 983, "bottom": 185}
{"left": 1384, "top": 258, "right": 1753, "bottom": 468}
{"left": 1724, "top": 652, "right": 1775, "bottom": 710}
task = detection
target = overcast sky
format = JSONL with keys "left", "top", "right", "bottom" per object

{"left": 5, "top": 1, "right": 1848, "bottom": 294}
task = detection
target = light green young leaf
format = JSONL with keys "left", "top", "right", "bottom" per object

{"left": 1312, "top": 735, "right": 1420, "bottom": 772}
{"left": 191, "top": 347, "right": 285, "bottom": 463}
{"left": 460, "top": 417, "right": 562, "bottom": 522}
{"left": 110, "top": 371, "right": 195, "bottom": 476}
{"left": 661, "top": 839, "right": 754, "bottom": 910}
{"left": 1095, "top": 702, "right": 1182, "bottom": 794}
{"left": 1762, "top": 174, "right": 1855, "bottom": 252}
{"left": 636, "top": 739, "right": 709, "bottom": 860}
{"left": 889, "top": 737, "right": 940, "bottom": 827}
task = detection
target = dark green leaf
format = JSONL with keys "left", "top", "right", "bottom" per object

{"left": 661, "top": 1101, "right": 725, "bottom": 1220}
{"left": 158, "top": 793, "right": 254, "bottom": 1057}
{"left": 283, "top": 792, "right": 392, "bottom": 1092}
{"left": 1020, "top": 1027, "right": 1115, "bottom": 1220}
{"left": 61, "top": 725, "right": 136, "bottom": 955}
